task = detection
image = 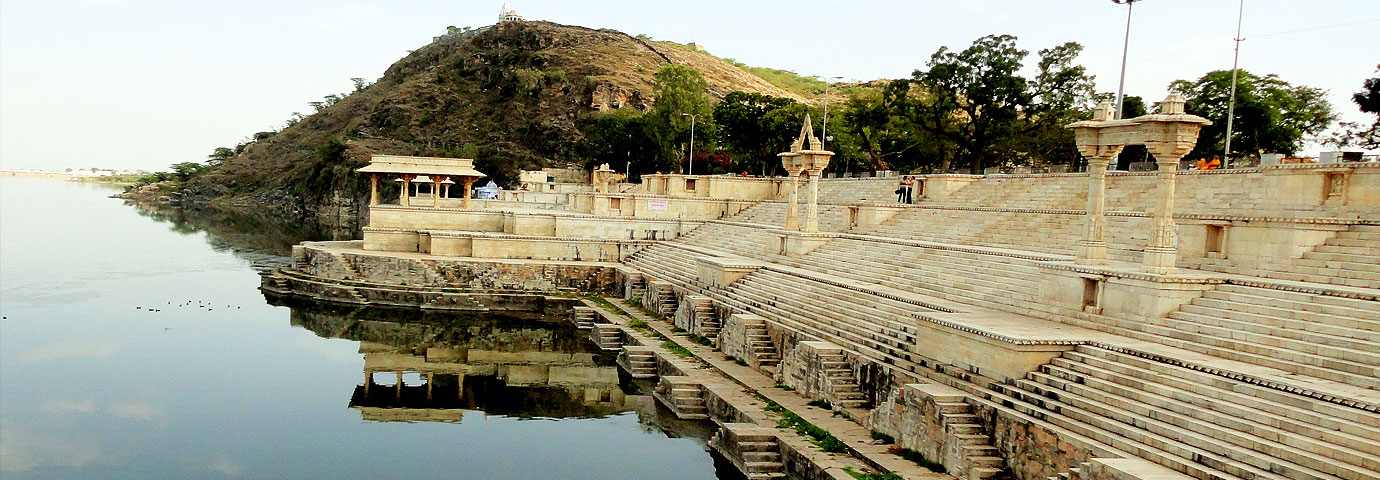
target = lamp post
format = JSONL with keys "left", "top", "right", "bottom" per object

{"left": 817, "top": 76, "right": 844, "bottom": 149}
{"left": 681, "top": 113, "right": 698, "bottom": 176}
{"left": 1111, "top": 0, "right": 1142, "bottom": 119}
{"left": 1224, "top": 0, "right": 1245, "bottom": 163}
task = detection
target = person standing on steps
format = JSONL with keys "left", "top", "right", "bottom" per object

{"left": 900, "top": 176, "right": 915, "bottom": 204}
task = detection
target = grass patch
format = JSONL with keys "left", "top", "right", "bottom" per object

{"left": 661, "top": 341, "right": 692, "bottom": 358}
{"left": 892, "top": 448, "right": 947, "bottom": 474}
{"left": 628, "top": 319, "right": 649, "bottom": 330}
{"left": 870, "top": 431, "right": 895, "bottom": 444}
{"left": 626, "top": 297, "right": 643, "bottom": 308}
{"left": 766, "top": 401, "right": 849, "bottom": 453}
{"left": 582, "top": 294, "right": 630, "bottom": 317}
{"left": 807, "top": 399, "right": 834, "bottom": 410}
{"left": 774, "top": 383, "right": 795, "bottom": 391}
{"left": 843, "top": 468, "right": 904, "bottom": 480}
{"left": 687, "top": 334, "right": 713, "bottom": 346}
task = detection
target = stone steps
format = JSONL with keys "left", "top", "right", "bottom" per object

{"left": 1065, "top": 347, "right": 1380, "bottom": 434}
{"left": 1051, "top": 354, "right": 1380, "bottom": 456}
{"left": 1200, "top": 288, "right": 1380, "bottom": 333}
{"left": 618, "top": 346, "right": 658, "bottom": 380}
{"left": 996, "top": 380, "right": 1298, "bottom": 480}
{"left": 571, "top": 306, "right": 596, "bottom": 330}
{"left": 1021, "top": 358, "right": 1380, "bottom": 480}
{"left": 724, "top": 276, "right": 918, "bottom": 364}
{"left": 1078, "top": 308, "right": 1380, "bottom": 389}
{"left": 654, "top": 376, "right": 708, "bottom": 420}
{"left": 817, "top": 352, "right": 866, "bottom": 408}
{"left": 590, "top": 323, "right": 624, "bottom": 351}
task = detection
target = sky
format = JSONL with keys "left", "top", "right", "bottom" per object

{"left": 1, "top": 0, "right": 1375, "bottom": 172}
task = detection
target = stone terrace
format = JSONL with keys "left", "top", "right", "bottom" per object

{"left": 620, "top": 165, "right": 1380, "bottom": 480}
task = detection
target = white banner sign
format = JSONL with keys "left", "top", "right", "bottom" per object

{"left": 647, "top": 198, "right": 669, "bottom": 212}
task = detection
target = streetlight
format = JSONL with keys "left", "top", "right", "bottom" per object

{"left": 681, "top": 113, "right": 698, "bottom": 176}
{"left": 816, "top": 76, "right": 844, "bottom": 148}
{"left": 1224, "top": 0, "right": 1245, "bottom": 163}
{"left": 1111, "top": 0, "right": 1143, "bottom": 119}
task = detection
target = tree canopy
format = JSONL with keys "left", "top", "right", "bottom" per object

{"left": 1170, "top": 70, "right": 1336, "bottom": 159}
{"left": 1327, "top": 65, "right": 1380, "bottom": 150}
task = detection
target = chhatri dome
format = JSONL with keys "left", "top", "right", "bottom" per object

{"left": 498, "top": 4, "right": 524, "bottom": 23}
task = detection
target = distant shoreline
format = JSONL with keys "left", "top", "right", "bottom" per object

{"left": 1, "top": 169, "right": 138, "bottom": 185}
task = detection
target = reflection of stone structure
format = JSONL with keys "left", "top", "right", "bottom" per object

{"left": 283, "top": 301, "right": 629, "bottom": 422}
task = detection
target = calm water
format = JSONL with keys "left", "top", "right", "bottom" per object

{"left": 0, "top": 177, "right": 730, "bottom": 479}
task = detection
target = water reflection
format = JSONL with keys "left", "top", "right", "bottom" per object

{"left": 275, "top": 298, "right": 734, "bottom": 464}
{"left": 124, "top": 200, "right": 359, "bottom": 268}
{"left": 1, "top": 178, "right": 735, "bottom": 479}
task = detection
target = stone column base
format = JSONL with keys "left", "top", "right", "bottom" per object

{"left": 777, "top": 231, "right": 832, "bottom": 257}
{"left": 1038, "top": 262, "right": 1225, "bottom": 319}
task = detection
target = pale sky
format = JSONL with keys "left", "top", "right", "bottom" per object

{"left": 1, "top": 0, "right": 1374, "bottom": 171}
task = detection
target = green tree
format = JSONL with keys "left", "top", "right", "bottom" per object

{"left": 170, "top": 162, "right": 205, "bottom": 181}
{"left": 911, "top": 34, "right": 1033, "bottom": 172}
{"left": 835, "top": 80, "right": 938, "bottom": 173}
{"left": 713, "top": 91, "right": 808, "bottom": 176}
{"left": 580, "top": 109, "right": 669, "bottom": 180}
{"left": 1170, "top": 70, "right": 1336, "bottom": 159}
{"left": 208, "top": 147, "right": 236, "bottom": 165}
{"left": 1015, "top": 42, "right": 1099, "bottom": 167}
{"left": 648, "top": 65, "right": 715, "bottom": 172}
{"left": 909, "top": 35, "right": 1101, "bottom": 172}
{"left": 1327, "top": 65, "right": 1380, "bottom": 149}
{"left": 1112, "top": 95, "right": 1150, "bottom": 169}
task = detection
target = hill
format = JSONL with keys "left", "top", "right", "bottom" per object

{"left": 182, "top": 21, "right": 808, "bottom": 220}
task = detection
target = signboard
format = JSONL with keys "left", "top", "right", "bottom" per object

{"left": 647, "top": 198, "right": 669, "bottom": 212}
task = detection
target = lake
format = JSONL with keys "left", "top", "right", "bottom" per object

{"left": 0, "top": 177, "right": 735, "bottom": 479}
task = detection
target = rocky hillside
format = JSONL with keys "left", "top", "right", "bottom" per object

{"left": 185, "top": 21, "right": 805, "bottom": 220}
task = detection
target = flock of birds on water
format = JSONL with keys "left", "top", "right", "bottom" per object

{"left": 137, "top": 301, "right": 242, "bottom": 313}
{"left": 136, "top": 301, "right": 244, "bottom": 330}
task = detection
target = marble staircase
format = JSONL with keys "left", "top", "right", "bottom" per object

{"left": 1003, "top": 345, "right": 1380, "bottom": 480}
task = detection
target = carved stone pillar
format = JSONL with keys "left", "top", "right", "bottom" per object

{"left": 1078, "top": 152, "right": 1119, "bottom": 265}
{"left": 804, "top": 171, "right": 821, "bottom": 233}
{"left": 462, "top": 178, "right": 476, "bottom": 208}
{"left": 784, "top": 174, "right": 800, "bottom": 231}
{"left": 400, "top": 175, "right": 413, "bottom": 207}
{"left": 1143, "top": 157, "right": 1182, "bottom": 274}
{"left": 369, "top": 174, "right": 380, "bottom": 206}
{"left": 432, "top": 176, "right": 443, "bottom": 208}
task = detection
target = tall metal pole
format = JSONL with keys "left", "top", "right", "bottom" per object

{"left": 1224, "top": 0, "right": 1245, "bottom": 162}
{"left": 688, "top": 115, "right": 696, "bottom": 176}
{"left": 820, "top": 76, "right": 841, "bottom": 148}
{"left": 1114, "top": 0, "right": 1138, "bottom": 119}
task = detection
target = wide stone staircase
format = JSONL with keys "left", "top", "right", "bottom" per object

{"left": 778, "top": 237, "right": 1048, "bottom": 314}
{"left": 928, "top": 174, "right": 1089, "bottom": 209}
{"left": 729, "top": 201, "right": 854, "bottom": 232}
{"left": 1001, "top": 344, "right": 1380, "bottom": 480}
{"left": 1152, "top": 283, "right": 1380, "bottom": 389}
{"left": 816, "top": 177, "right": 902, "bottom": 204}
{"left": 1192, "top": 224, "right": 1380, "bottom": 289}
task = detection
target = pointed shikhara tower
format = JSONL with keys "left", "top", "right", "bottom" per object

{"left": 774, "top": 114, "right": 835, "bottom": 256}
{"left": 498, "top": 3, "right": 524, "bottom": 23}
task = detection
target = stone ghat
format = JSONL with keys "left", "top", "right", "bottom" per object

{"left": 262, "top": 241, "right": 626, "bottom": 312}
